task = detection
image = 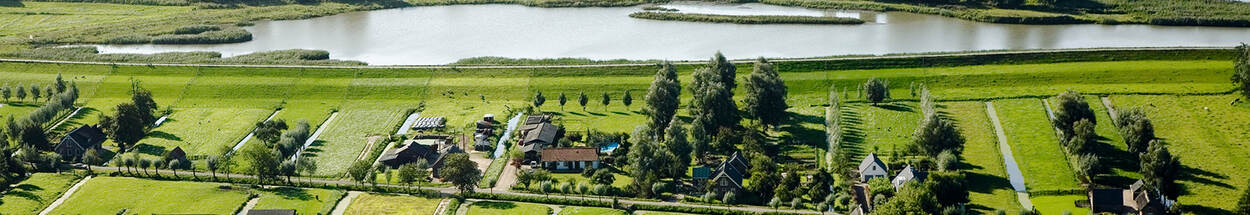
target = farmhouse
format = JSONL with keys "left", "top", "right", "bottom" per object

{"left": 519, "top": 120, "right": 560, "bottom": 162}
{"left": 891, "top": 165, "right": 925, "bottom": 191}
{"left": 706, "top": 152, "right": 750, "bottom": 195}
{"left": 378, "top": 137, "right": 463, "bottom": 177}
{"left": 54, "top": 125, "right": 106, "bottom": 161}
{"left": 1089, "top": 180, "right": 1165, "bottom": 214}
{"left": 539, "top": 147, "right": 599, "bottom": 171}
{"left": 858, "top": 153, "right": 888, "bottom": 182}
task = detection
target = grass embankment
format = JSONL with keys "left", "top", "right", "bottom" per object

{"left": 759, "top": 0, "right": 1250, "bottom": 26}
{"left": 48, "top": 176, "right": 251, "bottom": 214}
{"left": 628, "top": 11, "right": 865, "bottom": 24}
{"left": 3, "top": 47, "right": 365, "bottom": 66}
{"left": 253, "top": 187, "right": 346, "bottom": 215}
{"left": 0, "top": 173, "right": 84, "bottom": 214}
{"left": 941, "top": 102, "right": 1020, "bottom": 213}
{"left": 466, "top": 201, "right": 552, "bottom": 215}
{"left": 1111, "top": 94, "right": 1250, "bottom": 213}
{"left": 343, "top": 193, "right": 443, "bottom": 214}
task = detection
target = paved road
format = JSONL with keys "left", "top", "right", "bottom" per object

{"left": 85, "top": 166, "right": 822, "bottom": 214}
{"left": 0, "top": 47, "right": 1228, "bottom": 69}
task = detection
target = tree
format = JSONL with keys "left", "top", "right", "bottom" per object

{"left": 935, "top": 150, "right": 958, "bottom": 172}
{"left": 747, "top": 154, "right": 781, "bottom": 199}
{"left": 55, "top": 74, "right": 66, "bottom": 93}
{"left": 1053, "top": 90, "right": 1095, "bottom": 140}
{"left": 297, "top": 156, "right": 318, "bottom": 184}
{"left": 743, "top": 58, "right": 789, "bottom": 130}
{"left": 243, "top": 146, "right": 281, "bottom": 182}
{"left": 591, "top": 168, "right": 615, "bottom": 185}
{"left": 533, "top": 91, "right": 546, "bottom": 110}
{"left": 254, "top": 119, "right": 288, "bottom": 146}
{"left": 1236, "top": 43, "right": 1250, "bottom": 99}
{"left": 279, "top": 160, "right": 297, "bottom": 183}
{"left": 1066, "top": 119, "right": 1096, "bottom": 154}
{"left": 863, "top": 78, "right": 888, "bottom": 105}
{"left": 601, "top": 92, "right": 610, "bottom": 110}
{"left": 723, "top": 192, "right": 738, "bottom": 205}
{"left": 1, "top": 83, "right": 10, "bottom": 101}
{"left": 440, "top": 153, "right": 482, "bottom": 194}
{"left": 206, "top": 155, "right": 220, "bottom": 180}
{"left": 807, "top": 169, "right": 833, "bottom": 202}
{"left": 664, "top": 121, "right": 691, "bottom": 178}
{"left": 873, "top": 181, "right": 941, "bottom": 215}
{"left": 928, "top": 171, "right": 969, "bottom": 207}
{"left": 1116, "top": 107, "right": 1154, "bottom": 154}
{"left": 1140, "top": 140, "right": 1181, "bottom": 198}
{"left": 769, "top": 197, "right": 782, "bottom": 212}
{"left": 558, "top": 92, "right": 568, "bottom": 111}
{"left": 398, "top": 162, "right": 428, "bottom": 192}
{"left": 689, "top": 67, "right": 739, "bottom": 136}
{"left": 82, "top": 148, "right": 101, "bottom": 172}
{"left": 622, "top": 90, "right": 633, "bottom": 110}
{"left": 578, "top": 92, "right": 589, "bottom": 111}
{"left": 18, "top": 123, "right": 49, "bottom": 150}
{"left": 130, "top": 82, "right": 159, "bottom": 127}
{"left": 644, "top": 62, "right": 682, "bottom": 137}
{"left": 774, "top": 168, "right": 801, "bottom": 201}
{"left": 708, "top": 52, "right": 737, "bottom": 90}
{"left": 348, "top": 160, "right": 372, "bottom": 186}
{"left": 913, "top": 113, "right": 964, "bottom": 157}
{"left": 138, "top": 158, "right": 151, "bottom": 176}
{"left": 169, "top": 159, "right": 182, "bottom": 177}
{"left": 104, "top": 102, "right": 147, "bottom": 152}
{"left": 627, "top": 128, "right": 665, "bottom": 198}
{"left": 15, "top": 84, "right": 25, "bottom": 101}
{"left": 29, "top": 83, "right": 40, "bottom": 102}
{"left": 1074, "top": 153, "right": 1102, "bottom": 184}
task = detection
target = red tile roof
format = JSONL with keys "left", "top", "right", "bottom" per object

{"left": 541, "top": 147, "right": 599, "bottom": 162}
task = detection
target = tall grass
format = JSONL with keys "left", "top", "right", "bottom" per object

{"left": 628, "top": 11, "right": 865, "bottom": 24}
{"left": 151, "top": 27, "right": 252, "bottom": 44}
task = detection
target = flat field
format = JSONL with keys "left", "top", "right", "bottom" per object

{"left": 342, "top": 193, "right": 443, "bottom": 215}
{"left": 941, "top": 102, "right": 1020, "bottom": 213}
{"left": 253, "top": 187, "right": 346, "bottom": 215}
{"left": 48, "top": 176, "right": 250, "bottom": 214}
{"left": 465, "top": 201, "right": 552, "bottom": 215}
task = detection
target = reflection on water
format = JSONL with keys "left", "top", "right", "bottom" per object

{"left": 96, "top": 2, "right": 1250, "bottom": 65}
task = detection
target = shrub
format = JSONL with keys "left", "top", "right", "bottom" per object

{"left": 173, "top": 25, "right": 222, "bottom": 35}
{"left": 105, "top": 35, "right": 153, "bottom": 44}
{"left": 151, "top": 27, "right": 252, "bottom": 44}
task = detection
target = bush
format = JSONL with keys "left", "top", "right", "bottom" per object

{"left": 105, "top": 35, "right": 153, "bottom": 44}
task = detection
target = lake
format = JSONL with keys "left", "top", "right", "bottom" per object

{"left": 96, "top": 2, "right": 1250, "bottom": 65}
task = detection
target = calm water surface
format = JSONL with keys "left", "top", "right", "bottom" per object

{"left": 96, "top": 2, "right": 1250, "bottom": 65}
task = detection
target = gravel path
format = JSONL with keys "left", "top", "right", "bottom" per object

{"left": 235, "top": 197, "right": 260, "bottom": 215}
{"left": 227, "top": 110, "right": 281, "bottom": 156}
{"left": 330, "top": 191, "right": 362, "bottom": 215}
{"left": 291, "top": 112, "right": 339, "bottom": 161}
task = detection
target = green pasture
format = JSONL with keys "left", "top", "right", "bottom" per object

{"left": 465, "top": 201, "right": 552, "bottom": 215}
{"left": 343, "top": 193, "right": 443, "bottom": 215}
{"left": 0, "top": 173, "right": 83, "bottom": 214}
{"left": 557, "top": 206, "right": 628, "bottom": 215}
{"left": 48, "top": 176, "right": 250, "bottom": 214}
{"left": 253, "top": 187, "right": 346, "bottom": 215}
{"left": 941, "top": 102, "right": 1020, "bottom": 213}
{"left": 1030, "top": 195, "right": 1089, "bottom": 215}
{"left": 993, "top": 99, "right": 1082, "bottom": 194}
{"left": 304, "top": 108, "right": 406, "bottom": 176}
{"left": 841, "top": 102, "right": 922, "bottom": 161}
{"left": 1078, "top": 96, "right": 1140, "bottom": 186}
{"left": 1110, "top": 94, "right": 1250, "bottom": 213}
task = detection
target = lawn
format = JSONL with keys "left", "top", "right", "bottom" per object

{"left": 48, "top": 176, "right": 250, "bottom": 214}
{"left": 0, "top": 102, "right": 37, "bottom": 119}
{"left": 1110, "top": 94, "right": 1250, "bottom": 213}
{"left": 1029, "top": 195, "right": 1089, "bottom": 215}
{"left": 549, "top": 172, "right": 633, "bottom": 188}
{"left": 465, "top": 201, "right": 552, "bottom": 215}
{"left": 0, "top": 173, "right": 84, "bottom": 214}
{"left": 304, "top": 108, "right": 406, "bottom": 176}
{"left": 940, "top": 102, "right": 1020, "bottom": 213}
{"left": 253, "top": 187, "right": 346, "bottom": 215}
{"left": 137, "top": 107, "right": 273, "bottom": 157}
{"left": 841, "top": 102, "right": 922, "bottom": 162}
{"left": 992, "top": 99, "right": 1082, "bottom": 194}
{"left": 557, "top": 206, "right": 628, "bottom": 215}
{"left": 343, "top": 193, "right": 443, "bottom": 215}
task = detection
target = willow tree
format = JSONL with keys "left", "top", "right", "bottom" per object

{"left": 743, "top": 58, "right": 788, "bottom": 130}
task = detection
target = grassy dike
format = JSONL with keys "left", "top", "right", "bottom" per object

{"left": 628, "top": 11, "right": 865, "bottom": 24}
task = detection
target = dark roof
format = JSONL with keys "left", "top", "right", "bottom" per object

{"left": 474, "top": 134, "right": 492, "bottom": 147}
{"left": 61, "top": 125, "right": 105, "bottom": 148}
{"left": 167, "top": 146, "right": 187, "bottom": 160}
{"left": 692, "top": 167, "right": 712, "bottom": 179}
{"left": 524, "top": 115, "right": 551, "bottom": 125}
{"left": 852, "top": 184, "right": 871, "bottom": 212}
{"left": 521, "top": 141, "right": 543, "bottom": 153}
{"left": 246, "top": 209, "right": 296, "bottom": 215}
{"left": 726, "top": 152, "right": 750, "bottom": 173}
{"left": 1090, "top": 188, "right": 1128, "bottom": 212}
{"left": 541, "top": 147, "right": 598, "bottom": 162}
{"left": 523, "top": 123, "right": 559, "bottom": 145}
{"left": 1130, "top": 180, "right": 1146, "bottom": 193}
{"left": 379, "top": 140, "right": 441, "bottom": 167}
{"left": 858, "top": 153, "right": 887, "bottom": 173}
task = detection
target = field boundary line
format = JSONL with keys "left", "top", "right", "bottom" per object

{"left": 0, "top": 47, "right": 1231, "bottom": 69}
{"left": 38, "top": 175, "right": 91, "bottom": 215}
{"left": 227, "top": 109, "right": 282, "bottom": 156}
{"left": 984, "top": 101, "right": 1033, "bottom": 210}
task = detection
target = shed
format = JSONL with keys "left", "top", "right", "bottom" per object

{"left": 857, "top": 153, "right": 888, "bottom": 182}
{"left": 166, "top": 146, "right": 187, "bottom": 162}
{"left": 522, "top": 123, "right": 559, "bottom": 146}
